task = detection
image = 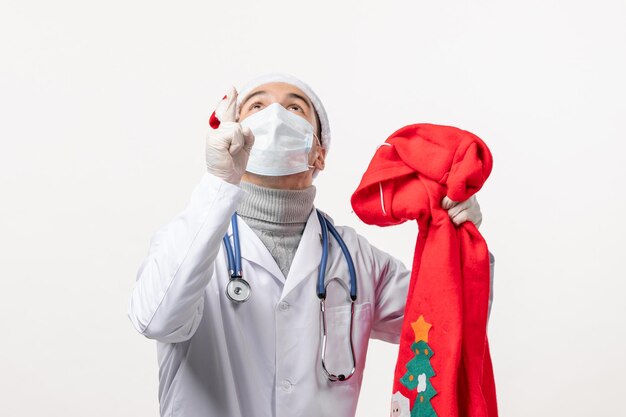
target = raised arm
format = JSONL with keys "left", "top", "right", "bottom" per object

{"left": 128, "top": 87, "right": 254, "bottom": 343}
{"left": 127, "top": 173, "right": 245, "bottom": 343}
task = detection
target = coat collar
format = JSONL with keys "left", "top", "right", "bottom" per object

{"left": 229, "top": 217, "right": 285, "bottom": 286}
{"left": 226, "top": 209, "right": 323, "bottom": 298}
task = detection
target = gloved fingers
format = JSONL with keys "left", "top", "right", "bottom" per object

{"left": 242, "top": 126, "right": 255, "bottom": 153}
{"left": 441, "top": 195, "right": 458, "bottom": 210}
{"left": 206, "top": 124, "right": 232, "bottom": 147}
{"left": 221, "top": 86, "right": 239, "bottom": 123}
{"left": 229, "top": 124, "right": 245, "bottom": 155}
{"left": 213, "top": 96, "right": 228, "bottom": 122}
{"left": 449, "top": 196, "right": 482, "bottom": 228}
{"left": 447, "top": 196, "right": 473, "bottom": 218}
{"left": 450, "top": 209, "right": 470, "bottom": 226}
{"left": 451, "top": 210, "right": 481, "bottom": 227}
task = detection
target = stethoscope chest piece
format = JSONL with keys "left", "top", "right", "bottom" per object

{"left": 223, "top": 210, "right": 358, "bottom": 382}
{"left": 226, "top": 277, "right": 251, "bottom": 303}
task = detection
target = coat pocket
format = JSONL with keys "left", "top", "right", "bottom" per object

{"left": 320, "top": 302, "right": 372, "bottom": 384}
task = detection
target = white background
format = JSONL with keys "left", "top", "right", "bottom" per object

{"left": 1, "top": 1, "right": 625, "bottom": 416}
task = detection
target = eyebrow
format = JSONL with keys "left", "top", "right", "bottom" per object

{"left": 287, "top": 92, "right": 312, "bottom": 110}
{"left": 241, "top": 90, "right": 268, "bottom": 107}
{"left": 241, "top": 90, "right": 312, "bottom": 111}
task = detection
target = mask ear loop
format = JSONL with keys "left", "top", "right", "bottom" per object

{"left": 308, "top": 133, "right": 323, "bottom": 170}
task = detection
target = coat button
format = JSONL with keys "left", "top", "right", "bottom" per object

{"left": 281, "top": 379, "right": 293, "bottom": 392}
{"left": 279, "top": 301, "right": 290, "bottom": 311}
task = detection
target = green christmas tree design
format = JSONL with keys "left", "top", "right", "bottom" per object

{"left": 400, "top": 315, "right": 438, "bottom": 417}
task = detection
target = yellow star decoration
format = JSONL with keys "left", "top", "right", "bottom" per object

{"left": 411, "top": 315, "right": 432, "bottom": 343}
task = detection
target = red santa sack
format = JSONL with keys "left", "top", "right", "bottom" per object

{"left": 351, "top": 123, "right": 498, "bottom": 417}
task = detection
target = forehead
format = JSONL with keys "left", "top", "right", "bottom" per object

{"left": 243, "top": 82, "right": 311, "bottom": 104}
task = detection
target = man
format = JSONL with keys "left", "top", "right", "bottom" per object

{"left": 127, "top": 73, "right": 494, "bottom": 417}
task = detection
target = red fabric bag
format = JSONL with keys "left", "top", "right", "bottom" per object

{"left": 351, "top": 123, "right": 498, "bottom": 417}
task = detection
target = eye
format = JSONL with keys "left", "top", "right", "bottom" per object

{"left": 248, "top": 102, "right": 263, "bottom": 111}
{"left": 287, "top": 103, "right": 304, "bottom": 112}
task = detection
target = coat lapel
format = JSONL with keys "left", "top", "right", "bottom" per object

{"left": 226, "top": 216, "right": 286, "bottom": 285}
{"left": 280, "top": 208, "right": 323, "bottom": 301}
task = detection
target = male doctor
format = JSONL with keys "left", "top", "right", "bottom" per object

{"left": 127, "top": 73, "right": 494, "bottom": 417}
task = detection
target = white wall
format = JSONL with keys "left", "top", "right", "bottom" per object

{"left": 1, "top": 0, "right": 625, "bottom": 416}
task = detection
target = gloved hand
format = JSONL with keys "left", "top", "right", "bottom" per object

{"left": 205, "top": 87, "right": 255, "bottom": 185}
{"left": 441, "top": 194, "right": 483, "bottom": 229}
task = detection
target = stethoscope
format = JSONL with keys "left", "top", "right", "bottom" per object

{"left": 222, "top": 209, "right": 358, "bottom": 382}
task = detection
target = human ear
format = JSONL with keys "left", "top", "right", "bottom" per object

{"left": 314, "top": 146, "right": 327, "bottom": 171}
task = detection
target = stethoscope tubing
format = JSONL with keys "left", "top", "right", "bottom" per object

{"left": 223, "top": 214, "right": 243, "bottom": 277}
{"left": 316, "top": 209, "right": 330, "bottom": 298}
{"left": 224, "top": 210, "right": 357, "bottom": 295}
{"left": 222, "top": 209, "right": 358, "bottom": 382}
{"left": 323, "top": 216, "right": 357, "bottom": 301}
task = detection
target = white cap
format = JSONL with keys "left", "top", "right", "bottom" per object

{"left": 236, "top": 72, "right": 331, "bottom": 154}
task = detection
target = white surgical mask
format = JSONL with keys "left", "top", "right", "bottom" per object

{"left": 240, "top": 102, "right": 317, "bottom": 176}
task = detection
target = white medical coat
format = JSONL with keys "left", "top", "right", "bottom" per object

{"left": 128, "top": 172, "right": 495, "bottom": 417}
